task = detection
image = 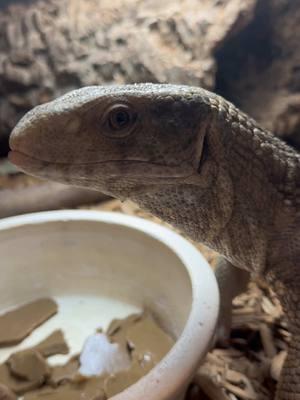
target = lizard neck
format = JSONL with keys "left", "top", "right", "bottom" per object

{"left": 132, "top": 99, "right": 300, "bottom": 273}
{"left": 203, "top": 102, "right": 300, "bottom": 271}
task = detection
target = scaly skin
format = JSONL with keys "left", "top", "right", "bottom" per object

{"left": 9, "top": 84, "right": 300, "bottom": 399}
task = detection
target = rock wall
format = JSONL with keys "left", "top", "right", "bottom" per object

{"left": 0, "top": 0, "right": 299, "bottom": 155}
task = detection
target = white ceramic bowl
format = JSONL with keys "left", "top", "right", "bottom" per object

{"left": 0, "top": 210, "right": 219, "bottom": 400}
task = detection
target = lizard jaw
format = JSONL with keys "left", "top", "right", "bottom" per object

{"left": 9, "top": 150, "right": 197, "bottom": 185}
{"left": 9, "top": 150, "right": 46, "bottom": 175}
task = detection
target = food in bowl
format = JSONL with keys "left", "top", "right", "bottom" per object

{"left": 0, "top": 210, "right": 219, "bottom": 400}
{"left": 0, "top": 298, "right": 175, "bottom": 399}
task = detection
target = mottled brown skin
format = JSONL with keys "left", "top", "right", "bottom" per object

{"left": 9, "top": 84, "right": 300, "bottom": 399}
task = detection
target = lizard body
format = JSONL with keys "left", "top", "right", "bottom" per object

{"left": 9, "top": 84, "right": 300, "bottom": 399}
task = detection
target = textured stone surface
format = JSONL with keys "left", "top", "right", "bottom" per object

{"left": 0, "top": 0, "right": 299, "bottom": 154}
{"left": 0, "top": 0, "right": 257, "bottom": 154}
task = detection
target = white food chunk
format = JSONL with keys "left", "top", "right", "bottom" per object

{"left": 79, "top": 333, "right": 131, "bottom": 376}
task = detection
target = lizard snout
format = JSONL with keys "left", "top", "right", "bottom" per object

{"left": 8, "top": 103, "right": 62, "bottom": 175}
{"left": 9, "top": 104, "right": 49, "bottom": 155}
{"left": 9, "top": 101, "right": 78, "bottom": 168}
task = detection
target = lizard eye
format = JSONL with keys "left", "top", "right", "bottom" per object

{"left": 103, "top": 104, "right": 137, "bottom": 137}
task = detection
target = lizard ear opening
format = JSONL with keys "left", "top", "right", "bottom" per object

{"left": 102, "top": 104, "right": 138, "bottom": 138}
{"left": 197, "top": 135, "right": 209, "bottom": 173}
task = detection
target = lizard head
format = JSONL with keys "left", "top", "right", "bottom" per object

{"left": 9, "top": 83, "right": 213, "bottom": 199}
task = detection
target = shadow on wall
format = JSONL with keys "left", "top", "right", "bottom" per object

{"left": 215, "top": 0, "right": 273, "bottom": 105}
{"left": 215, "top": 0, "right": 300, "bottom": 150}
{"left": 0, "top": 0, "right": 35, "bottom": 9}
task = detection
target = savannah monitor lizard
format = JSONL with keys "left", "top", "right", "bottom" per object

{"left": 8, "top": 84, "right": 300, "bottom": 399}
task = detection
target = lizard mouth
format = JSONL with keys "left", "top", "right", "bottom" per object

{"left": 9, "top": 150, "right": 45, "bottom": 172}
{"left": 8, "top": 150, "right": 195, "bottom": 181}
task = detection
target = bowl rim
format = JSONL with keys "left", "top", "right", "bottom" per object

{"left": 0, "top": 210, "right": 219, "bottom": 400}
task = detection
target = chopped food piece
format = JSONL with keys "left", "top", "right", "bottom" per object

{"left": 48, "top": 357, "right": 79, "bottom": 387}
{"left": 7, "top": 350, "right": 50, "bottom": 382}
{"left": 23, "top": 386, "right": 84, "bottom": 400}
{"left": 74, "top": 376, "right": 107, "bottom": 399}
{"left": 34, "top": 330, "right": 69, "bottom": 357}
{"left": 0, "top": 331, "right": 67, "bottom": 395}
{"left": 126, "top": 315, "right": 174, "bottom": 363}
{"left": 79, "top": 334, "right": 131, "bottom": 377}
{"left": 0, "top": 299, "right": 58, "bottom": 347}
{"left": 0, "top": 383, "right": 17, "bottom": 400}
{"left": 4, "top": 330, "right": 68, "bottom": 383}
{"left": 105, "top": 316, "right": 173, "bottom": 398}
{"left": 107, "top": 314, "right": 141, "bottom": 336}
{"left": 104, "top": 360, "right": 143, "bottom": 398}
{"left": 107, "top": 314, "right": 141, "bottom": 349}
{"left": 0, "top": 363, "right": 42, "bottom": 395}
{"left": 0, "top": 304, "right": 173, "bottom": 399}
{"left": 24, "top": 378, "right": 106, "bottom": 400}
